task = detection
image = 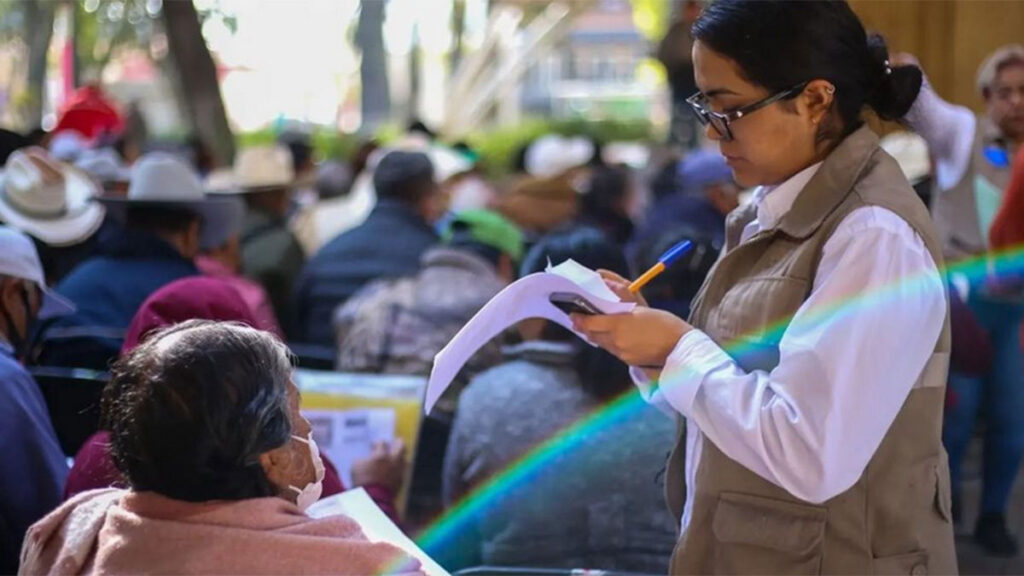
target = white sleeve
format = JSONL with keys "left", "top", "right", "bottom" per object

{"left": 903, "top": 79, "right": 977, "bottom": 192}
{"left": 629, "top": 366, "right": 678, "bottom": 418}
{"left": 651, "top": 206, "right": 946, "bottom": 503}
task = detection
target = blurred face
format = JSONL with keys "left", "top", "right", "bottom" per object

{"left": 986, "top": 63, "right": 1024, "bottom": 144}
{"left": 419, "top": 181, "right": 448, "bottom": 224}
{"left": 620, "top": 179, "right": 642, "bottom": 220}
{"left": 248, "top": 187, "right": 293, "bottom": 218}
{"left": 259, "top": 381, "right": 318, "bottom": 503}
{"left": 0, "top": 278, "right": 40, "bottom": 344}
{"left": 178, "top": 219, "right": 202, "bottom": 260}
{"left": 497, "top": 254, "right": 515, "bottom": 284}
{"left": 691, "top": 40, "right": 835, "bottom": 187}
{"left": 205, "top": 235, "right": 242, "bottom": 273}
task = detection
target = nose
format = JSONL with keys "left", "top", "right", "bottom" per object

{"left": 704, "top": 122, "right": 722, "bottom": 142}
{"left": 1010, "top": 88, "right": 1024, "bottom": 108}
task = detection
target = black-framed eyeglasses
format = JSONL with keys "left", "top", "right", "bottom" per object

{"left": 686, "top": 82, "right": 810, "bottom": 141}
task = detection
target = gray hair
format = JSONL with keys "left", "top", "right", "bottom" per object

{"left": 977, "top": 44, "right": 1024, "bottom": 96}
{"left": 103, "top": 320, "right": 296, "bottom": 502}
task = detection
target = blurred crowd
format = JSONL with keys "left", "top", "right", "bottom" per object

{"left": 0, "top": 24, "right": 1021, "bottom": 576}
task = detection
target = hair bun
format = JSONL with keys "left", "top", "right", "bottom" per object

{"left": 865, "top": 33, "right": 923, "bottom": 121}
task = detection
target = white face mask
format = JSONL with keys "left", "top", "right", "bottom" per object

{"left": 287, "top": 432, "right": 325, "bottom": 510}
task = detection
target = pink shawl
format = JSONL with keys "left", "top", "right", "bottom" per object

{"left": 20, "top": 489, "right": 423, "bottom": 575}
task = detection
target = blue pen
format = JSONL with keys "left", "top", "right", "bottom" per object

{"left": 628, "top": 239, "right": 693, "bottom": 293}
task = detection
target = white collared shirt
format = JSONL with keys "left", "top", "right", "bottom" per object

{"left": 634, "top": 161, "right": 946, "bottom": 533}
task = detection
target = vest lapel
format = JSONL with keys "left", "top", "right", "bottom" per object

{"left": 776, "top": 126, "right": 879, "bottom": 240}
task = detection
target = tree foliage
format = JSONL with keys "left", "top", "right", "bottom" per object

{"left": 630, "top": 0, "right": 670, "bottom": 42}
{"left": 74, "top": 0, "right": 236, "bottom": 80}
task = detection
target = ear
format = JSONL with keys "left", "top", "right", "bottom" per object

{"left": 259, "top": 445, "right": 294, "bottom": 494}
{"left": 800, "top": 80, "right": 836, "bottom": 126}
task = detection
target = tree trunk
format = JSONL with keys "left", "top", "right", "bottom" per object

{"left": 24, "top": 0, "right": 57, "bottom": 127}
{"left": 70, "top": 1, "right": 82, "bottom": 89}
{"left": 408, "top": 25, "right": 420, "bottom": 122}
{"left": 449, "top": 0, "right": 465, "bottom": 76}
{"left": 161, "top": 0, "right": 234, "bottom": 166}
{"left": 355, "top": 0, "right": 390, "bottom": 132}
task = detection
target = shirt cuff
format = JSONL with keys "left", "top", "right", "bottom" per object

{"left": 628, "top": 366, "right": 675, "bottom": 417}
{"left": 658, "top": 329, "right": 733, "bottom": 417}
{"left": 629, "top": 365, "right": 657, "bottom": 400}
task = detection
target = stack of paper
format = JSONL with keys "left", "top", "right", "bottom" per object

{"left": 424, "top": 259, "right": 634, "bottom": 413}
{"left": 307, "top": 488, "right": 449, "bottom": 576}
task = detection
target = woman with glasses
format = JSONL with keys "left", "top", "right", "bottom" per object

{"left": 573, "top": 1, "right": 955, "bottom": 574}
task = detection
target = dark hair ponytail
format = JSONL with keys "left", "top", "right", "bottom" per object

{"left": 692, "top": 0, "right": 923, "bottom": 136}
{"left": 864, "top": 33, "right": 923, "bottom": 121}
{"left": 520, "top": 226, "right": 634, "bottom": 401}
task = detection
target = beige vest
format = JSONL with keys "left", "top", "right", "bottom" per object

{"left": 666, "top": 127, "right": 956, "bottom": 575}
{"left": 930, "top": 118, "right": 1015, "bottom": 260}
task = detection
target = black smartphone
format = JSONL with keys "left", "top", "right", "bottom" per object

{"left": 549, "top": 292, "right": 602, "bottom": 316}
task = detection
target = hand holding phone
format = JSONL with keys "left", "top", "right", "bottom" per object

{"left": 549, "top": 292, "right": 602, "bottom": 316}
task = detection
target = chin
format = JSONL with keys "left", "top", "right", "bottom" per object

{"left": 1005, "top": 123, "right": 1024, "bottom": 142}
{"left": 730, "top": 166, "right": 761, "bottom": 189}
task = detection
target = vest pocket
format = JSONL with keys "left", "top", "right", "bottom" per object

{"left": 711, "top": 491, "right": 827, "bottom": 575}
{"left": 872, "top": 550, "right": 930, "bottom": 575}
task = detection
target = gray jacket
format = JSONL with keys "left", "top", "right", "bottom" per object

{"left": 442, "top": 341, "right": 678, "bottom": 573}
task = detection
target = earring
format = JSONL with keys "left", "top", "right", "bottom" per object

{"left": 826, "top": 85, "right": 836, "bottom": 95}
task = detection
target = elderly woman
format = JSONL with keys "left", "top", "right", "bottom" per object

{"left": 63, "top": 277, "right": 405, "bottom": 523}
{"left": 20, "top": 321, "right": 422, "bottom": 575}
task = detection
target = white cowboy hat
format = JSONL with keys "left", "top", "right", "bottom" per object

{"left": 0, "top": 148, "right": 105, "bottom": 247}
{"left": 98, "top": 152, "right": 239, "bottom": 249}
{"left": 207, "top": 145, "right": 295, "bottom": 195}
{"left": 74, "top": 147, "right": 131, "bottom": 187}
{"left": 48, "top": 130, "right": 89, "bottom": 163}
{"left": 524, "top": 135, "right": 594, "bottom": 179}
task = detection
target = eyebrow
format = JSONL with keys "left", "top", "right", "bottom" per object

{"left": 703, "top": 87, "right": 741, "bottom": 98}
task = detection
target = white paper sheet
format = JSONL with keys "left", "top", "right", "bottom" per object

{"left": 304, "top": 408, "right": 396, "bottom": 488}
{"left": 424, "top": 259, "right": 634, "bottom": 413}
{"left": 307, "top": 488, "right": 449, "bottom": 576}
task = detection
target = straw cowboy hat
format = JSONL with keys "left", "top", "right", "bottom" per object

{"left": 0, "top": 148, "right": 105, "bottom": 247}
{"left": 205, "top": 145, "right": 295, "bottom": 195}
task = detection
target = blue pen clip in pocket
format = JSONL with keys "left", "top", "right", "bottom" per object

{"left": 983, "top": 145, "right": 1011, "bottom": 169}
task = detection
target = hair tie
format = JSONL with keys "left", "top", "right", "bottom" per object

{"left": 884, "top": 59, "right": 893, "bottom": 76}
